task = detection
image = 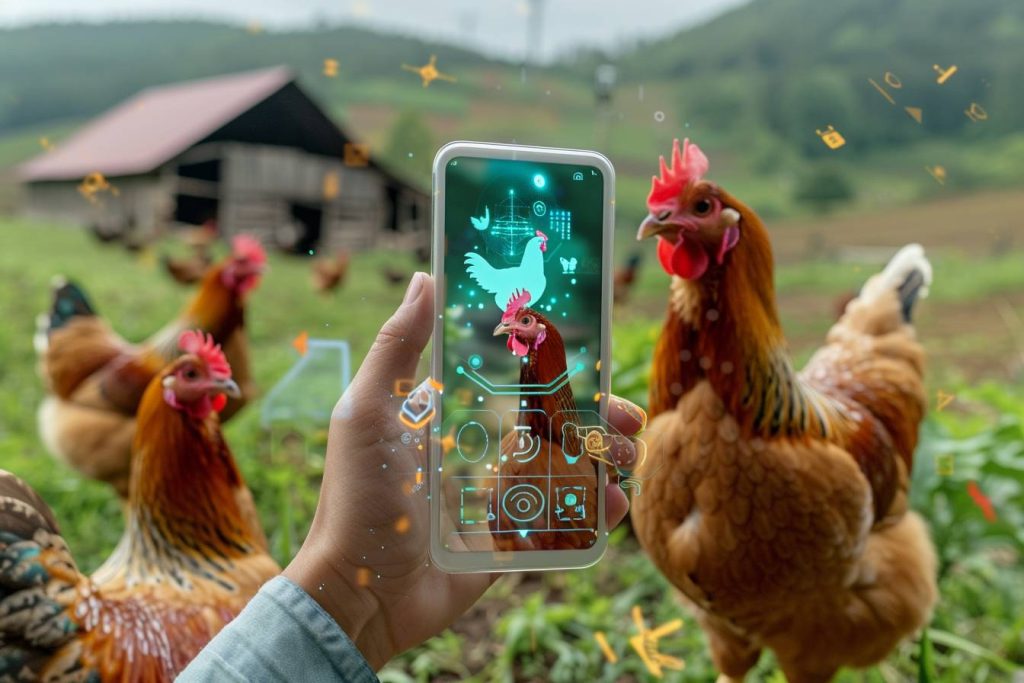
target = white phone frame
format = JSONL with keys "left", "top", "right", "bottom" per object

{"left": 429, "top": 141, "right": 615, "bottom": 573}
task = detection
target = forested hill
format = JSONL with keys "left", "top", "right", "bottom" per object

{"left": 0, "top": 21, "right": 500, "bottom": 133}
{"left": 2, "top": 0, "right": 1021, "bottom": 215}
{"left": 613, "top": 0, "right": 1024, "bottom": 154}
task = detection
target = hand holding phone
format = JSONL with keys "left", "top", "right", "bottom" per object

{"left": 430, "top": 142, "right": 617, "bottom": 572}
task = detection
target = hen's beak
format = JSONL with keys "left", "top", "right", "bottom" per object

{"left": 637, "top": 214, "right": 676, "bottom": 241}
{"left": 213, "top": 378, "right": 242, "bottom": 399}
{"left": 493, "top": 321, "right": 511, "bottom": 336}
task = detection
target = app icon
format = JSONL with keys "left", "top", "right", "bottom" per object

{"left": 554, "top": 485, "right": 587, "bottom": 522}
{"left": 459, "top": 485, "right": 495, "bottom": 528}
{"left": 501, "top": 483, "right": 545, "bottom": 524}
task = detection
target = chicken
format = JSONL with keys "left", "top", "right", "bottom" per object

{"left": 311, "top": 247, "right": 351, "bottom": 293}
{"left": 35, "top": 234, "right": 266, "bottom": 497}
{"left": 162, "top": 249, "right": 213, "bottom": 285}
{"left": 489, "top": 291, "right": 598, "bottom": 551}
{"left": 414, "top": 243, "right": 432, "bottom": 265}
{"left": 465, "top": 231, "right": 548, "bottom": 311}
{"left": 1, "top": 331, "right": 278, "bottom": 681}
{"left": 629, "top": 139, "right": 938, "bottom": 683}
{"left": 382, "top": 267, "right": 408, "bottom": 286}
{"left": 613, "top": 252, "right": 643, "bottom": 305}
{"left": 163, "top": 223, "right": 218, "bottom": 285}
{"left": 89, "top": 222, "right": 122, "bottom": 244}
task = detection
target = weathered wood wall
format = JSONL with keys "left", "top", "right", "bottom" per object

{"left": 22, "top": 142, "right": 429, "bottom": 252}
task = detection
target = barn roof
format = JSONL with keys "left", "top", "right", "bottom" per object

{"left": 20, "top": 67, "right": 297, "bottom": 181}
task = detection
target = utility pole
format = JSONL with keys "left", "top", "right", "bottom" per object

{"left": 525, "top": 0, "right": 545, "bottom": 64}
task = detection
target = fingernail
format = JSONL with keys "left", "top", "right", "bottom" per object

{"left": 612, "top": 397, "right": 648, "bottom": 434}
{"left": 403, "top": 272, "right": 426, "bottom": 305}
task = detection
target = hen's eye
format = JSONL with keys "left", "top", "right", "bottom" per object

{"left": 184, "top": 369, "right": 198, "bottom": 380}
{"left": 694, "top": 199, "right": 713, "bottom": 216}
{"left": 520, "top": 316, "right": 532, "bottom": 325}
{"left": 657, "top": 210, "right": 672, "bottom": 221}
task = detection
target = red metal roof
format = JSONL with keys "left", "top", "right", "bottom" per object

{"left": 19, "top": 66, "right": 294, "bottom": 182}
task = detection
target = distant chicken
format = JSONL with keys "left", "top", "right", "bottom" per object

{"left": 382, "top": 267, "right": 408, "bottom": 286}
{"left": 490, "top": 291, "right": 598, "bottom": 550}
{"left": 613, "top": 252, "right": 643, "bottom": 305}
{"left": 35, "top": 235, "right": 266, "bottom": 497}
{"left": 162, "top": 250, "right": 213, "bottom": 285}
{"left": 1, "top": 331, "right": 278, "bottom": 681}
{"left": 162, "top": 221, "right": 220, "bottom": 285}
{"left": 311, "top": 247, "right": 352, "bottom": 293}
{"left": 630, "top": 139, "right": 937, "bottom": 682}
{"left": 465, "top": 231, "right": 548, "bottom": 311}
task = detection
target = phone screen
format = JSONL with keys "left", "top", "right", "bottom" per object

{"left": 435, "top": 152, "right": 609, "bottom": 565}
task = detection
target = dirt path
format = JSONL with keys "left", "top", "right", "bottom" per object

{"left": 782, "top": 290, "right": 1024, "bottom": 384}
{"left": 769, "top": 189, "right": 1024, "bottom": 263}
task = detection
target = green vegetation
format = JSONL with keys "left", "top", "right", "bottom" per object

{"left": 1, "top": 219, "right": 1020, "bottom": 681}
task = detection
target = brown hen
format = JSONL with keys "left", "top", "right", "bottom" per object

{"left": 311, "top": 247, "right": 351, "bottom": 293}
{"left": 630, "top": 139, "right": 937, "bottom": 683}
{"left": 1, "top": 331, "right": 277, "bottom": 681}
{"left": 490, "top": 292, "right": 599, "bottom": 551}
{"left": 35, "top": 235, "right": 266, "bottom": 497}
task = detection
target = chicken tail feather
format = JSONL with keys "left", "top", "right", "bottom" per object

{"left": 896, "top": 268, "right": 927, "bottom": 323}
{"left": 0, "top": 470, "right": 80, "bottom": 678}
{"left": 34, "top": 278, "right": 100, "bottom": 356}
{"left": 37, "top": 278, "right": 99, "bottom": 350}
{"left": 843, "top": 245, "right": 933, "bottom": 335}
{"left": 854, "top": 244, "right": 932, "bottom": 325}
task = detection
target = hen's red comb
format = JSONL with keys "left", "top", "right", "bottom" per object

{"left": 232, "top": 234, "right": 267, "bottom": 266}
{"left": 647, "top": 138, "right": 709, "bottom": 207}
{"left": 502, "top": 289, "right": 532, "bottom": 324}
{"left": 178, "top": 330, "right": 232, "bottom": 380}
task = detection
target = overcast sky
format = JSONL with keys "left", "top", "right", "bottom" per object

{"left": 0, "top": 0, "right": 748, "bottom": 61}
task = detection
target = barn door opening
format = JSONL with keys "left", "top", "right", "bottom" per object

{"left": 174, "top": 158, "right": 221, "bottom": 227}
{"left": 174, "top": 194, "right": 219, "bottom": 226}
{"left": 290, "top": 202, "right": 323, "bottom": 255}
{"left": 385, "top": 185, "right": 400, "bottom": 231}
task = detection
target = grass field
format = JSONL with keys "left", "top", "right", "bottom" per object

{"left": 1, "top": 208, "right": 1022, "bottom": 681}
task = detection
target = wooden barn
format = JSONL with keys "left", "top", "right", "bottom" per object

{"left": 18, "top": 66, "right": 429, "bottom": 253}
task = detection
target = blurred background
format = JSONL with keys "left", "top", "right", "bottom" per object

{"left": 0, "top": 0, "right": 1021, "bottom": 680}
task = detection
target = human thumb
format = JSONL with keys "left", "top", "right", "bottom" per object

{"left": 347, "top": 272, "right": 434, "bottom": 408}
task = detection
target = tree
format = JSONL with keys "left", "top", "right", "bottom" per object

{"left": 793, "top": 164, "right": 855, "bottom": 214}
{"left": 382, "top": 109, "right": 435, "bottom": 186}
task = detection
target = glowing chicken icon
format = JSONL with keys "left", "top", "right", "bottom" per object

{"left": 464, "top": 231, "right": 548, "bottom": 311}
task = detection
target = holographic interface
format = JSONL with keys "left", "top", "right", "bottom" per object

{"left": 439, "top": 155, "right": 606, "bottom": 554}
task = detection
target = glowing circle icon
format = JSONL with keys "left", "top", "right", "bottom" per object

{"left": 468, "top": 354, "right": 483, "bottom": 369}
{"left": 455, "top": 420, "right": 489, "bottom": 463}
{"left": 502, "top": 484, "right": 545, "bottom": 523}
{"left": 532, "top": 200, "right": 546, "bottom": 216}
{"left": 533, "top": 174, "right": 545, "bottom": 188}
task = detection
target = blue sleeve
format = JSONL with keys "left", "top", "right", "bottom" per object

{"left": 177, "top": 576, "right": 379, "bottom": 682}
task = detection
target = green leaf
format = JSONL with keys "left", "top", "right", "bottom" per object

{"left": 918, "top": 629, "right": 936, "bottom": 683}
{"left": 927, "top": 628, "right": 1019, "bottom": 674}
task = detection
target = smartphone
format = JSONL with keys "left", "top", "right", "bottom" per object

{"left": 429, "top": 141, "right": 615, "bottom": 572}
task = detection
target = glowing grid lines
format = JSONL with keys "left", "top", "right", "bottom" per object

{"left": 455, "top": 353, "right": 587, "bottom": 396}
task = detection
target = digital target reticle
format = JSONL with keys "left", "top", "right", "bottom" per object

{"left": 501, "top": 483, "right": 546, "bottom": 524}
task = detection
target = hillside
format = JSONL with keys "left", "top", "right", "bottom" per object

{"left": 615, "top": 0, "right": 1024, "bottom": 154}
{"left": 0, "top": 21, "right": 503, "bottom": 133}
{"left": 1, "top": 0, "right": 1023, "bottom": 223}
